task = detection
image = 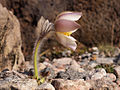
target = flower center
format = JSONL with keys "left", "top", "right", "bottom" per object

{"left": 58, "top": 32, "right": 72, "bottom": 36}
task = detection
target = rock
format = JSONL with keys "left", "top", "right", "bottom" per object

{"left": 88, "top": 61, "right": 98, "bottom": 68}
{"left": 0, "top": 79, "right": 38, "bottom": 90}
{"left": 56, "top": 71, "right": 69, "bottom": 80}
{"left": 81, "top": 52, "right": 92, "bottom": 60}
{"left": 53, "top": 58, "right": 73, "bottom": 68}
{"left": 87, "top": 71, "right": 119, "bottom": 89}
{"left": 0, "top": 4, "right": 25, "bottom": 71}
{"left": 92, "top": 47, "right": 99, "bottom": 55}
{"left": 79, "top": 61, "right": 89, "bottom": 67}
{"left": 52, "top": 79, "right": 91, "bottom": 90}
{"left": 113, "top": 47, "right": 120, "bottom": 57}
{"left": 0, "top": 70, "right": 21, "bottom": 80}
{"left": 62, "top": 50, "right": 72, "bottom": 57}
{"left": 36, "top": 83, "right": 55, "bottom": 90}
{"left": 38, "top": 63, "right": 46, "bottom": 72}
{"left": 115, "top": 86, "right": 120, "bottom": 90}
{"left": 117, "top": 59, "right": 120, "bottom": 65}
{"left": 106, "top": 52, "right": 112, "bottom": 57}
{"left": 91, "top": 54, "right": 97, "bottom": 61}
{"left": 116, "top": 78, "right": 120, "bottom": 86}
{"left": 0, "top": 70, "right": 28, "bottom": 80}
{"left": 0, "top": 70, "right": 38, "bottom": 90}
{"left": 103, "top": 73, "right": 116, "bottom": 82}
{"left": 56, "top": 67, "right": 89, "bottom": 80}
{"left": 114, "top": 66, "right": 120, "bottom": 78}
{"left": 92, "top": 47, "right": 98, "bottom": 51}
{"left": 43, "top": 61, "right": 65, "bottom": 74}
{"left": 96, "top": 57, "right": 114, "bottom": 64}
{"left": 69, "top": 60, "right": 85, "bottom": 72}
{"left": 43, "top": 61, "right": 53, "bottom": 68}
{"left": 53, "top": 67, "right": 65, "bottom": 75}
{"left": 91, "top": 68, "right": 106, "bottom": 80}
{"left": 25, "top": 61, "right": 34, "bottom": 70}
{"left": 87, "top": 79, "right": 119, "bottom": 90}
{"left": 99, "top": 52, "right": 106, "bottom": 58}
{"left": 115, "top": 54, "right": 120, "bottom": 65}
{"left": 40, "top": 67, "right": 55, "bottom": 80}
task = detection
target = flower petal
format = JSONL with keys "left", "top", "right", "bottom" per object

{"left": 56, "top": 32, "right": 76, "bottom": 41}
{"left": 56, "top": 11, "right": 82, "bottom": 21}
{"left": 55, "top": 19, "right": 80, "bottom": 32}
{"left": 56, "top": 32, "right": 77, "bottom": 51}
{"left": 71, "top": 29, "right": 78, "bottom": 33}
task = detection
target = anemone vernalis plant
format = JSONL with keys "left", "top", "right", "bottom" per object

{"left": 33, "top": 11, "right": 82, "bottom": 83}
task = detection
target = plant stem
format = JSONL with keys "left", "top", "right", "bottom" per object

{"left": 39, "top": 49, "right": 50, "bottom": 57}
{"left": 34, "top": 40, "right": 41, "bottom": 80}
{"left": 33, "top": 31, "right": 54, "bottom": 80}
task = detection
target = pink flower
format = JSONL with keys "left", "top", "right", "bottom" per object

{"left": 55, "top": 11, "right": 82, "bottom": 51}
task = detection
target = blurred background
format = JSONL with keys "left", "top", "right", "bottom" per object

{"left": 0, "top": 0, "right": 120, "bottom": 61}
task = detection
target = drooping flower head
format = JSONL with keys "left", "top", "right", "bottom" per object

{"left": 55, "top": 11, "right": 82, "bottom": 51}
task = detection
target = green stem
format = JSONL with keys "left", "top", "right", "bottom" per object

{"left": 34, "top": 40, "right": 41, "bottom": 80}
{"left": 33, "top": 31, "right": 54, "bottom": 80}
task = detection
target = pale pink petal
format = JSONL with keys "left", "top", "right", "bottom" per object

{"left": 71, "top": 29, "right": 78, "bottom": 33}
{"left": 55, "top": 19, "right": 80, "bottom": 32}
{"left": 56, "top": 12, "right": 82, "bottom": 21}
{"left": 56, "top": 32, "right": 77, "bottom": 51}
{"left": 56, "top": 11, "right": 73, "bottom": 19}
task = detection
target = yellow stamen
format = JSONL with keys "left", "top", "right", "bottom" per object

{"left": 57, "top": 32, "right": 73, "bottom": 36}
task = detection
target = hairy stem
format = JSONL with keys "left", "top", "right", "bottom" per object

{"left": 34, "top": 39, "right": 41, "bottom": 79}
{"left": 33, "top": 31, "right": 54, "bottom": 80}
